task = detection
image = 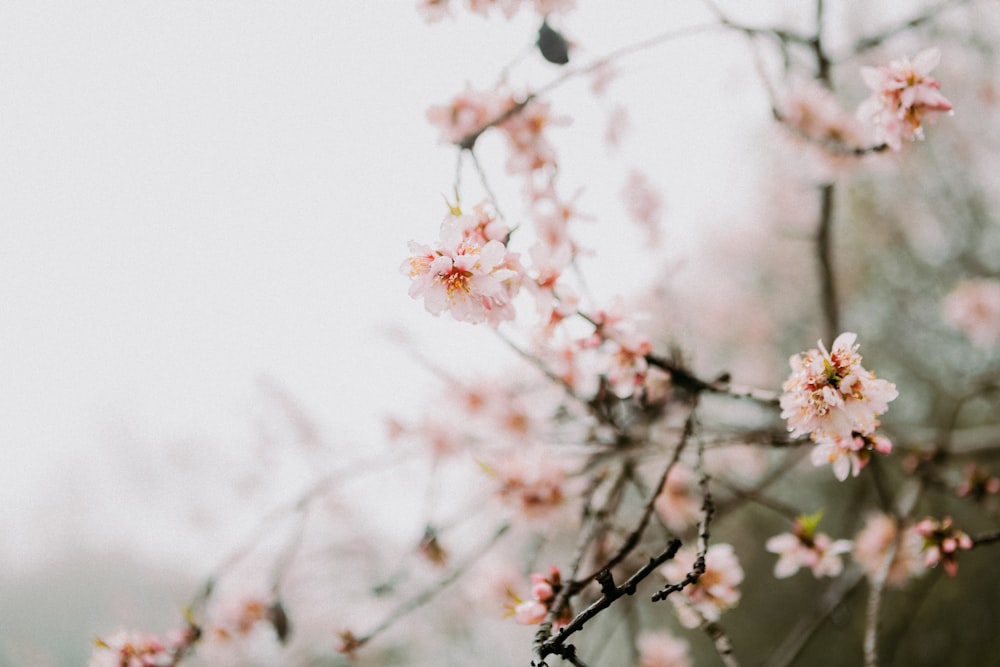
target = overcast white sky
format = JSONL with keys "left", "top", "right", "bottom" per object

{"left": 0, "top": 1, "right": 772, "bottom": 579}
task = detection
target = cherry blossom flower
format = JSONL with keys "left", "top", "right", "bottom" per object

{"left": 584, "top": 303, "right": 654, "bottom": 399}
{"left": 621, "top": 170, "right": 664, "bottom": 246}
{"left": 404, "top": 208, "right": 522, "bottom": 325}
{"left": 857, "top": 48, "right": 953, "bottom": 151}
{"left": 781, "top": 80, "right": 864, "bottom": 149}
{"left": 636, "top": 631, "right": 692, "bottom": 667}
{"left": 416, "top": 0, "right": 452, "bottom": 22}
{"left": 810, "top": 432, "right": 893, "bottom": 481}
{"left": 914, "top": 516, "right": 973, "bottom": 577}
{"left": 942, "top": 278, "right": 1000, "bottom": 347}
{"left": 660, "top": 543, "right": 743, "bottom": 628}
{"left": 853, "top": 513, "right": 927, "bottom": 587}
{"left": 766, "top": 513, "right": 852, "bottom": 579}
{"left": 89, "top": 630, "right": 174, "bottom": 667}
{"left": 654, "top": 463, "right": 702, "bottom": 534}
{"left": 500, "top": 97, "right": 569, "bottom": 175}
{"left": 426, "top": 84, "right": 513, "bottom": 145}
{"left": 780, "top": 333, "right": 898, "bottom": 463}
{"left": 955, "top": 463, "right": 1000, "bottom": 501}
{"left": 507, "top": 566, "right": 572, "bottom": 628}
{"left": 485, "top": 446, "right": 567, "bottom": 519}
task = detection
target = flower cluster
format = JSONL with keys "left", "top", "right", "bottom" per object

{"left": 636, "top": 631, "right": 692, "bottom": 667}
{"left": 780, "top": 332, "right": 898, "bottom": 480}
{"left": 89, "top": 628, "right": 194, "bottom": 667}
{"left": 653, "top": 463, "right": 702, "bottom": 534}
{"left": 765, "top": 512, "right": 852, "bottom": 579}
{"left": 486, "top": 446, "right": 567, "bottom": 519}
{"left": 857, "top": 48, "right": 953, "bottom": 151}
{"left": 403, "top": 204, "right": 522, "bottom": 325}
{"left": 914, "top": 516, "right": 973, "bottom": 577}
{"left": 956, "top": 463, "right": 1000, "bottom": 502}
{"left": 853, "top": 513, "right": 927, "bottom": 587}
{"left": 507, "top": 566, "right": 572, "bottom": 627}
{"left": 660, "top": 543, "right": 743, "bottom": 628}
{"left": 942, "top": 278, "right": 1000, "bottom": 347}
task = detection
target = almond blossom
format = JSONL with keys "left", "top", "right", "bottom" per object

{"left": 404, "top": 208, "right": 522, "bottom": 325}
{"left": 426, "top": 84, "right": 513, "bottom": 146}
{"left": 484, "top": 445, "right": 568, "bottom": 519}
{"left": 636, "top": 631, "right": 692, "bottom": 667}
{"left": 653, "top": 463, "right": 702, "bottom": 534}
{"left": 853, "top": 513, "right": 927, "bottom": 587}
{"left": 89, "top": 630, "right": 174, "bottom": 667}
{"left": 857, "top": 48, "right": 953, "bottom": 151}
{"left": 621, "top": 170, "right": 664, "bottom": 246}
{"left": 660, "top": 543, "right": 743, "bottom": 628}
{"left": 810, "top": 432, "right": 893, "bottom": 482}
{"left": 506, "top": 566, "right": 572, "bottom": 628}
{"left": 942, "top": 278, "right": 1000, "bottom": 347}
{"left": 766, "top": 513, "right": 852, "bottom": 579}
{"left": 914, "top": 516, "right": 973, "bottom": 577}
{"left": 781, "top": 333, "right": 897, "bottom": 442}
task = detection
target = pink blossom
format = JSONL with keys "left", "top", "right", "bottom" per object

{"left": 914, "top": 516, "right": 973, "bottom": 577}
{"left": 781, "top": 79, "right": 864, "bottom": 149}
{"left": 636, "top": 631, "right": 692, "bottom": 667}
{"left": 780, "top": 332, "right": 898, "bottom": 443}
{"left": 654, "top": 463, "right": 701, "bottom": 534}
{"left": 508, "top": 566, "right": 571, "bottom": 628}
{"left": 426, "top": 84, "right": 513, "bottom": 145}
{"left": 853, "top": 513, "right": 927, "bottom": 587}
{"left": 416, "top": 0, "right": 451, "bottom": 23}
{"left": 942, "top": 278, "right": 1000, "bottom": 347}
{"left": 513, "top": 599, "right": 548, "bottom": 624}
{"left": 499, "top": 97, "right": 569, "bottom": 175}
{"left": 621, "top": 170, "right": 664, "bottom": 246}
{"left": 89, "top": 630, "right": 173, "bottom": 667}
{"left": 766, "top": 516, "right": 852, "bottom": 579}
{"left": 660, "top": 543, "right": 743, "bottom": 628}
{"left": 857, "top": 48, "right": 953, "bottom": 151}
{"left": 604, "top": 105, "right": 630, "bottom": 148}
{"left": 955, "top": 463, "right": 1000, "bottom": 501}
{"left": 487, "top": 446, "right": 567, "bottom": 519}
{"left": 810, "top": 432, "right": 893, "bottom": 481}
{"left": 404, "top": 209, "right": 522, "bottom": 325}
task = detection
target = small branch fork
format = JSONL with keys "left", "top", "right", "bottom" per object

{"left": 532, "top": 541, "right": 683, "bottom": 666}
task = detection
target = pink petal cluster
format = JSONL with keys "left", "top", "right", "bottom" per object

{"left": 914, "top": 516, "right": 973, "bottom": 577}
{"left": 942, "top": 278, "right": 1000, "bottom": 347}
{"left": 88, "top": 630, "right": 174, "bottom": 667}
{"left": 781, "top": 80, "right": 864, "bottom": 148}
{"left": 508, "top": 566, "right": 571, "bottom": 628}
{"left": 780, "top": 332, "right": 898, "bottom": 480}
{"left": 765, "top": 519, "right": 852, "bottom": 579}
{"left": 660, "top": 543, "right": 743, "bottom": 628}
{"left": 426, "top": 84, "right": 513, "bottom": 145}
{"left": 426, "top": 84, "right": 568, "bottom": 175}
{"left": 809, "top": 432, "right": 893, "bottom": 482}
{"left": 489, "top": 446, "right": 566, "bottom": 519}
{"left": 653, "top": 463, "right": 702, "bottom": 534}
{"left": 583, "top": 304, "right": 654, "bottom": 399}
{"left": 853, "top": 513, "right": 927, "bottom": 587}
{"left": 955, "top": 463, "right": 1000, "bottom": 501}
{"left": 620, "top": 170, "right": 664, "bottom": 246}
{"left": 499, "top": 97, "right": 569, "bottom": 176}
{"left": 857, "top": 48, "right": 953, "bottom": 151}
{"left": 404, "top": 206, "right": 522, "bottom": 325}
{"left": 636, "top": 631, "right": 692, "bottom": 667}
